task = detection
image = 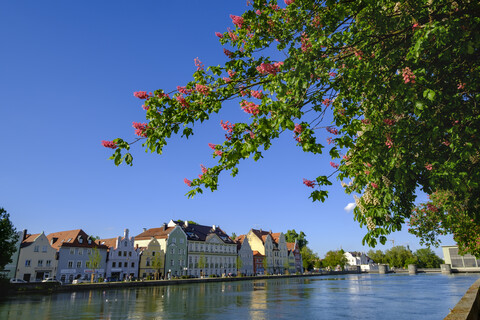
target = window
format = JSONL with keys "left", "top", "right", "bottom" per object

{"left": 124, "top": 262, "right": 127, "bottom": 267}
{"left": 112, "top": 262, "right": 116, "bottom": 267}
{"left": 124, "top": 251, "right": 127, "bottom": 256}
{"left": 131, "top": 262, "right": 135, "bottom": 268}
{"left": 118, "top": 251, "right": 122, "bottom": 257}
{"left": 171, "top": 260, "right": 174, "bottom": 266}
{"left": 76, "top": 261, "right": 82, "bottom": 268}
{"left": 68, "top": 261, "right": 73, "bottom": 268}
{"left": 87, "top": 249, "right": 92, "bottom": 255}
{"left": 171, "top": 248, "right": 175, "bottom": 254}
{"left": 124, "top": 241, "right": 127, "bottom": 247}
{"left": 129, "top": 252, "right": 132, "bottom": 257}
{"left": 25, "top": 260, "right": 31, "bottom": 267}
{"left": 46, "top": 260, "right": 51, "bottom": 267}
{"left": 38, "top": 260, "right": 43, "bottom": 267}
{"left": 152, "top": 251, "right": 155, "bottom": 256}
{"left": 146, "top": 259, "right": 150, "bottom": 267}
{"left": 70, "top": 248, "right": 75, "bottom": 255}
{"left": 78, "top": 249, "right": 83, "bottom": 255}
{"left": 34, "top": 246, "right": 39, "bottom": 252}
{"left": 42, "top": 246, "right": 47, "bottom": 252}
{"left": 172, "top": 238, "right": 176, "bottom": 244}
{"left": 86, "top": 261, "right": 90, "bottom": 268}
{"left": 180, "top": 238, "right": 184, "bottom": 244}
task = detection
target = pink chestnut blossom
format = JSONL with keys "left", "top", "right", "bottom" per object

{"left": 371, "top": 182, "right": 378, "bottom": 189}
{"left": 132, "top": 122, "right": 148, "bottom": 137}
{"left": 184, "top": 178, "right": 192, "bottom": 187}
{"left": 330, "top": 161, "right": 339, "bottom": 169}
{"left": 230, "top": 14, "right": 244, "bottom": 28}
{"left": 303, "top": 178, "right": 315, "bottom": 188}
{"left": 208, "top": 143, "right": 217, "bottom": 150}
{"left": 215, "top": 32, "right": 223, "bottom": 38}
{"left": 134, "top": 91, "right": 149, "bottom": 99}
{"left": 101, "top": 140, "right": 117, "bottom": 149}
{"left": 285, "top": 0, "right": 294, "bottom": 5}
{"left": 402, "top": 67, "right": 416, "bottom": 84}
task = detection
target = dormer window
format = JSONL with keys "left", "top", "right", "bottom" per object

{"left": 67, "top": 238, "right": 72, "bottom": 243}
{"left": 78, "top": 236, "right": 83, "bottom": 243}
{"left": 88, "top": 239, "right": 92, "bottom": 244}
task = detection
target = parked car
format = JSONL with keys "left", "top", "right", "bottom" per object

{"left": 42, "top": 278, "right": 62, "bottom": 284}
{"left": 10, "top": 278, "right": 27, "bottom": 283}
{"left": 72, "top": 279, "right": 90, "bottom": 284}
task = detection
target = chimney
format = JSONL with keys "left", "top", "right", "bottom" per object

{"left": 143, "top": 228, "right": 147, "bottom": 232}
{"left": 212, "top": 225, "right": 216, "bottom": 231}
{"left": 163, "top": 223, "right": 167, "bottom": 231}
{"left": 269, "top": 230, "right": 272, "bottom": 234}
{"left": 185, "top": 221, "right": 189, "bottom": 227}
{"left": 124, "top": 228, "right": 129, "bottom": 239}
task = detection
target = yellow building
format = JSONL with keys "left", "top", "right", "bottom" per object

{"left": 136, "top": 238, "right": 164, "bottom": 280}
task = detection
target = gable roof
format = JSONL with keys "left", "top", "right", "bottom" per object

{"left": 271, "top": 233, "right": 282, "bottom": 244}
{"left": 20, "top": 233, "right": 41, "bottom": 248}
{"left": 170, "top": 221, "right": 234, "bottom": 244}
{"left": 46, "top": 229, "right": 108, "bottom": 250}
{"left": 250, "top": 229, "right": 272, "bottom": 244}
{"left": 97, "top": 238, "right": 118, "bottom": 249}
{"left": 286, "top": 242, "right": 296, "bottom": 252}
{"left": 135, "top": 226, "right": 176, "bottom": 240}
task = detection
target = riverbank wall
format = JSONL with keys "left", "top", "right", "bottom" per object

{"left": 444, "top": 278, "right": 480, "bottom": 320}
{"left": 2, "top": 270, "right": 361, "bottom": 296}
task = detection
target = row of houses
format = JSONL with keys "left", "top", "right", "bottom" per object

{"left": 3, "top": 220, "right": 303, "bottom": 283}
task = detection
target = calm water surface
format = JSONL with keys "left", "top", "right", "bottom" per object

{"left": 1, "top": 273, "right": 478, "bottom": 319}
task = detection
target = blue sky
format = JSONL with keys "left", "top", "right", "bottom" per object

{"left": 0, "top": 0, "right": 453, "bottom": 258}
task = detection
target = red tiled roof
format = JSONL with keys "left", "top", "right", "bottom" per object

{"left": 20, "top": 233, "right": 41, "bottom": 248}
{"left": 47, "top": 229, "right": 108, "bottom": 250}
{"left": 97, "top": 238, "right": 118, "bottom": 249}
{"left": 253, "top": 251, "right": 264, "bottom": 257}
{"left": 271, "top": 233, "right": 282, "bottom": 244}
{"left": 135, "top": 227, "right": 175, "bottom": 240}
{"left": 286, "top": 242, "right": 296, "bottom": 252}
{"left": 251, "top": 229, "right": 271, "bottom": 244}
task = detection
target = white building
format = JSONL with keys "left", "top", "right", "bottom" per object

{"left": 99, "top": 229, "right": 140, "bottom": 281}
{"left": 235, "top": 235, "right": 254, "bottom": 276}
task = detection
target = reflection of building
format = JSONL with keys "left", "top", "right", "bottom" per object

{"left": 1, "top": 229, "right": 26, "bottom": 279}
{"left": 235, "top": 235, "right": 254, "bottom": 276}
{"left": 168, "top": 220, "right": 236, "bottom": 277}
{"left": 442, "top": 245, "right": 480, "bottom": 270}
{"left": 16, "top": 232, "right": 57, "bottom": 282}
{"left": 99, "top": 229, "right": 140, "bottom": 281}
{"left": 47, "top": 229, "right": 108, "bottom": 283}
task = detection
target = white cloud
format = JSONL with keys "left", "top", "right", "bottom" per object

{"left": 344, "top": 202, "right": 356, "bottom": 212}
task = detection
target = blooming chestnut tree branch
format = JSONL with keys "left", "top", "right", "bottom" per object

{"left": 103, "top": 0, "right": 480, "bottom": 253}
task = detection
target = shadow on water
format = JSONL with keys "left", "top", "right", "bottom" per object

{"left": 0, "top": 273, "right": 478, "bottom": 319}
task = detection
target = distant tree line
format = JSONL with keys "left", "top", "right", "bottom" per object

{"left": 368, "top": 246, "right": 444, "bottom": 269}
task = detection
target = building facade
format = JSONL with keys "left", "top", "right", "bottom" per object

{"left": 271, "top": 232, "right": 288, "bottom": 274}
{"left": 47, "top": 229, "right": 108, "bottom": 283}
{"left": 287, "top": 240, "right": 303, "bottom": 274}
{"left": 168, "top": 220, "right": 237, "bottom": 277}
{"left": 135, "top": 224, "right": 188, "bottom": 278}
{"left": 443, "top": 245, "right": 480, "bottom": 270}
{"left": 136, "top": 237, "right": 163, "bottom": 280}
{"left": 16, "top": 232, "right": 57, "bottom": 282}
{"left": 235, "top": 235, "right": 254, "bottom": 276}
{"left": 99, "top": 229, "right": 140, "bottom": 281}
{"left": 246, "top": 229, "right": 275, "bottom": 274}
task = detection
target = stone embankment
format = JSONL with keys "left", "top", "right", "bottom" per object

{"left": 2, "top": 270, "right": 361, "bottom": 296}
{"left": 444, "top": 278, "right": 480, "bottom": 320}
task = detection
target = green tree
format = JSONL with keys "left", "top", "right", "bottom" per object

{"left": 414, "top": 248, "right": 444, "bottom": 268}
{"left": 301, "top": 246, "right": 319, "bottom": 271}
{"left": 87, "top": 245, "right": 102, "bottom": 283}
{"left": 152, "top": 254, "right": 164, "bottom": 280}
{"left": 323, "top": 250, "right": 348, "bottom": 269}
{"left": 384, "top": 246, "right": 416, "bottom": 268}
{"left": 198, "top": 253, "right": 206, "bottom": 277}
{"left": 231, "top": 232, "right": 237, "bottom": 240}
{"left": 0, "top": 208, "right": 18, "bottom": 271}
{"left": 236, "top": 255, "right": 243, "bottom": 274}
{"left": 106, "top": 1, "right": 480, "bottom": 255}
{"left": 367, "top": 249, "right": 386, "bottom": 264}
{"left": 285, "top": 230, "right": 308, "bottom": 249}
{"left": 262, "top": 256, "right": 268, "bottom": 275}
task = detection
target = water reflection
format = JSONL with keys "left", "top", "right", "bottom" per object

{"left": 1, "top": 274, "right": 479, "bottom": 319}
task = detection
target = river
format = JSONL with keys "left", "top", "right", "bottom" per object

{"left": 1, "top": 273, "right": 478, "bottom": 319}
